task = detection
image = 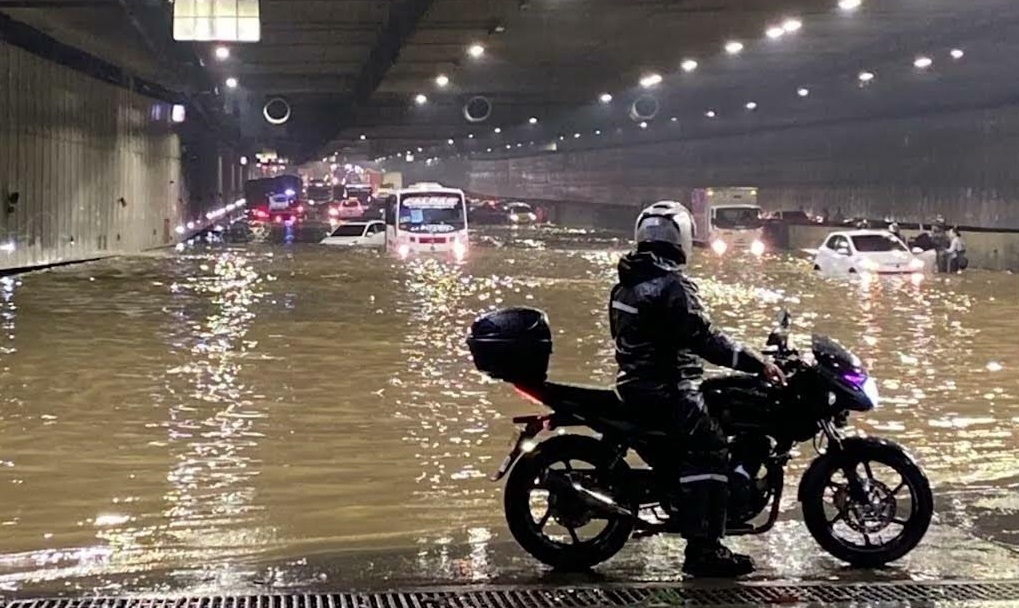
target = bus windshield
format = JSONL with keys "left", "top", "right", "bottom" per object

{"left": 399, "top": 193, "right": 466, "bottom": 232}
{"left": 713, "top": 206, "right": 763, "bottom": 229}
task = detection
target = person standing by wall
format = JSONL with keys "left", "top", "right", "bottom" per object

{"left": 947, "top": 227, "right": 968, "bottom": 273}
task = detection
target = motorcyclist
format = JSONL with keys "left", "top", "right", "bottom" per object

{"left": 609, "top": 201, "right": 786, "bottom": 578}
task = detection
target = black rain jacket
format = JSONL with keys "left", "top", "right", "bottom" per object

{"left": 609, "top": 250, "right": 766, "bottom": 388}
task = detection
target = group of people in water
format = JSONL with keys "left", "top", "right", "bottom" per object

{"left": 892, "top": 219, "right": 969, "bottom": 273}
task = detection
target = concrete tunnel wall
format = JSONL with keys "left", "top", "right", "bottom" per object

{"left": 403, "top": 103, "right": 1019, "bottom": 231}
{"left": 0, "top": 39, "right": 188, "bottom": 271}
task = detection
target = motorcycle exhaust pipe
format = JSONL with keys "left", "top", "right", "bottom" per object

{"left": 544, "top": 471, "right": 632, "bottom": 518}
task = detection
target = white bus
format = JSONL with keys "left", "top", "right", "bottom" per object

{"left": 384, "top": 184, "right": 469, "bottom": 261}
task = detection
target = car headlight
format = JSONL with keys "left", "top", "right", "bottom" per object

{"left": 909, "top": 258, "right": 925, "bottom": 270}
{"left": 711, "top": 239, "right": 727, "bottom": 256}
{"left": 750, "top": 240, "right": 766, "bottom": 256}
{"left": 509, "top": 213, "right": 519, "bottom": 221}
{"left": 862, "top": 377, "right": 880, "bottom": 407}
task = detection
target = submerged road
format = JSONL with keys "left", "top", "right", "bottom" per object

{"left": 0, "top": 222, "right": 1017, "bottom": 596}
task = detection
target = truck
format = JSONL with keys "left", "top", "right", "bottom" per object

{"left": 381, "top": 171, "right": 403, "bottom": 192}
{"left": 690, "top": 187, "right": 766, "bottom": 256}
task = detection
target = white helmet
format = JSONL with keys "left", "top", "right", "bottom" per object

{"left": 634, "top": 201, "right": 695, "bottom": 262}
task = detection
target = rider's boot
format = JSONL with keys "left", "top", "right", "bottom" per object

{"left": 682, "top": 539, "right": 756, "bottom": 578}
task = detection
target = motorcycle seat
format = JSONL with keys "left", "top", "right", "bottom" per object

{"left": 540, "top": 381, "right": 623, "bottom": 413}
{"left": 533, "top": 382, "right": 669, "bottom": 438}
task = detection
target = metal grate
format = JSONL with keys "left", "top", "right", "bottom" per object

{"left": 6, "top": 581, "right": 1019, "bottom": 608}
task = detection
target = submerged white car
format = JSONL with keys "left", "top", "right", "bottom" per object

{"left": 813, "top": 230, "right": 930, "bottom": 277}
{"left": 320, "top": 220, "right": 386, "bottom": 247}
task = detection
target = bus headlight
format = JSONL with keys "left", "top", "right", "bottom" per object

{"left": 509, "top": 213, "right": 520, "bottom": 222}
{"left": 711, "top": 239, "right": 728, "bottom": 256}
{"left": 398, "top": 244, "right": 410, "bottom": 259}
{"left": 750, "top": 240, "right": 766, "bottom": 256}
{"left": 328, "top": 207, "right": 339, "bottom": 217}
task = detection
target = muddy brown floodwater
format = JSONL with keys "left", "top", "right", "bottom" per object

{"left": 0, "top": 224, "right": 1017, "bottom": 595}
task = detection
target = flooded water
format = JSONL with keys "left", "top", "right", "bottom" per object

{"left": 0, "top": 223, "right": 1017, "bottom": 595}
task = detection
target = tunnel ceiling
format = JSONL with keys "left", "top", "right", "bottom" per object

{"left": 3, "top": 0, "right": 1019, "bottom": 163}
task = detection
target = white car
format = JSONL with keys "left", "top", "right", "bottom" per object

{"left": 329, "top": 199, "right": 366, "bottom": 219}
{"left": 505, "top": 202, "right": 537, "bottom": 224}
{"left": 320, "top": 220, "right": 386, "bottom": 247}
{"left": 813, "top": 230, "right": 929, "bottom": 277}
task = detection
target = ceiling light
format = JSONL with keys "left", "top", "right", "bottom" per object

{"left": 416, "top": 147, "right": 422, "bottom": 152}
{"left": 766, "top": 26, "right": 785, "bottom": 39}
{"left": 599, "top": 93, "right": 613, "bottom": 103}
{"left": 468, "top": 43, "right": 485, "bottom": 58}
{"left": 558, "top": 135, "right": 565, "bottom": 140}
{"left": 573, "top": 132, "right": 581, "bottom": 138}
{"left": 486, "top": 147, "right": 492, "bottom": 152}
{"left": 782, "top": 18, "right": 802, "bottom": 33}
{"left": 435, "top": 74, "right": 450, "bottom": 87}
{"left": 705, "top": 110, "right": 717, "bottom": 118}
{"left": 914, "top": 56, "right": 933, "bottom": 69}
{"left": 516, "top": 143, "right": 522, "bottom": 147}
{"left": 745, "top": 101, "right": 758, "bottom": 110}
{"left": 639, "top": 121, "right": 648, "bottom": 129}
{"left": 725, "top": 41, "right": 744, "bottom": 55}
{"left": 838, "top": 0, "right": 862, "bottom": 10}
{"left": 494, "top": 127, "right": 502, "bottom": 133}
{"left": 359, "top": 134, "right": 367, "bottom": 140}
{"left": 797, "top": 87, "right": 810, "bottom": 97}
{"left": 950, "top": 48, "right": 964, "bottom": 60}
{"left": 214, "top": 46, "right": 230, "bottom": 60}
{"left": 529, "top": 116, "right": 539, "bottom": 124}
{"left": 225, "top": 77, "right": 238, "bottom": 89}
{"left": 858, "top": 71, "right": 875, "bottom": 82}
{"left": 640, "top": 73, "right": 663, "bottom": 88}
{"left": 595, "top": 130, "right": 602, "bottom": 135}
{"left": 447, "top": 139, "right": 455, "bottom": 145}
{"left": 415, "top": 93, "right": 428, "bottom": 105}
{"left": 505, "top": 144, "right": 512, "bottom": 149}
{"left": 468, "top": 133, "right": 475, "bottom": 139}
{"left": 681, "top": 59, "right": 698, "bottom": 72}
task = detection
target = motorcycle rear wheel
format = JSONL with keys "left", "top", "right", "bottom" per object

{"left": 504, "top": 435, "right": 633, "bottom": 570}
{"left": 801, "top": 440, "right": 933, "bottom": 567}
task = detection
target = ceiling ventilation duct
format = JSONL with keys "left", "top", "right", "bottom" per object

{"left": 463, "top": 96, "right": 493, "bottom": 123}
{"left": 263, "top": 97, "right": 291, "bottom": 125}
{"left": 630, "top": 96, "right": 659, "bottom": 122}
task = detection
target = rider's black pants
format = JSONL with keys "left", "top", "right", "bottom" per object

{"left": 617, "top": 379, "right": 728, "bottom": 544}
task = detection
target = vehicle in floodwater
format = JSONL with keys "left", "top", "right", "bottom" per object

{"left": 467, "top": 307, "right": 933, "bottom": 571}
{"left": 691, "top": 188, "right": 766, "bottom": 257}
{"left": 384, "top": 184, "right": 468, "bottom": 261}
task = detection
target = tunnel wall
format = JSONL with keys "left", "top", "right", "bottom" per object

{"left": 445, "top": 104, "right": 1019, "bottom": 229}
{"left": 404, "top": 104, "right": 1019, "bottom": 268}
{"left": 0, "top": 39, "right": 187, "bottom": 271}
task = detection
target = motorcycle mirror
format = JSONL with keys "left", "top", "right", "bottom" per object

{"left": 766, "top": 328, "right": 788, "bottom": 348}
{"left": 777, "top": 309, "right": 791, "bottom": 329}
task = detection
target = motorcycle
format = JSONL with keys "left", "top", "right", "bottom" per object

{"left": 467, "top": 307, "right": 933, "bottom": 570}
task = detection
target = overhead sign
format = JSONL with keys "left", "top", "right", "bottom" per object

{"left": 173, "top": 0, "right": 261, "bottom": 42}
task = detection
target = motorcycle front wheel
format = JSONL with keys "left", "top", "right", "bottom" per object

{"left": 800, "top": 439, "right": 933, "bottom": 567}
{"left": 504, "top": 435, "right": 633, "bottom": 570}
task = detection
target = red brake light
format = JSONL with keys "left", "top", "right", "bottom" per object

{"left": 514, "top": 386, "right": 543, "bottom": 406}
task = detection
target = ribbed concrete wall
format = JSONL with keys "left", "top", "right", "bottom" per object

{"left": 405, "top": 104, "right": 1019, "bottom": 230}
{"left": 0, "top": 40, "right": 185, "bottom": 270}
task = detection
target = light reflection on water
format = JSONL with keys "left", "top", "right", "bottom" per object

{"left": 0, "top": 225, "right": 1016, "bottom": 592}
